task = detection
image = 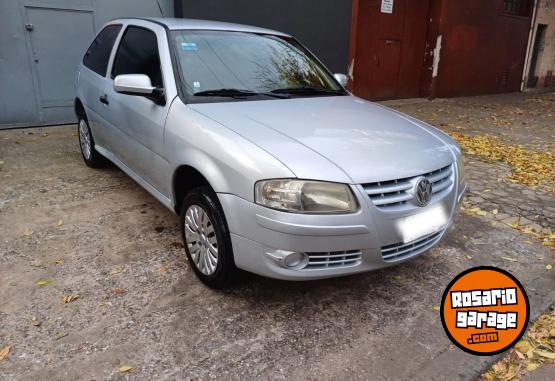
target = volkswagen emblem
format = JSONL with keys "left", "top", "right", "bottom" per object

{"left": 414, "top": 177, "right": 433, "bottom": 207}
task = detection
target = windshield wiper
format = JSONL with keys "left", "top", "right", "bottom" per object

{"left": 193, "top": 88, "right": 289, "bottom": 99}
{"left": 270, "top": 86, "right": 345, "bottom": 96}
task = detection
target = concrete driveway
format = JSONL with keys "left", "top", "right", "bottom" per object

{"left": 0, "top": 93, "right": 554, "bottom": 380}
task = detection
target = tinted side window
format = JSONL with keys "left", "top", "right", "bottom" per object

{"left": 83, "top": 25, "right": 122, "bottom": 76}
{"left": 112, "top": 26, "right": 163, "bottom": 88}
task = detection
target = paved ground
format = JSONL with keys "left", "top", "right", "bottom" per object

{"left": 1, "top": 92, "right": 554, "bottom": 380}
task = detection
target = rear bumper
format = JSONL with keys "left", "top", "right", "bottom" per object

{"left": 218, "top": 177, "right": 466, "bottom": 281}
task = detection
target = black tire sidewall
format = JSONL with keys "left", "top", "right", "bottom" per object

{"left": 180, "top": 187, "right": 237, "bottom": 288}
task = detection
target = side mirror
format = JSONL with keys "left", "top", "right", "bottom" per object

{"left": 114, "top": 74, "right": 155, "bottom": 94}
{"left": 334, "top": 73, "right": 348, "bottom": 87}
{"left": 114, "top": 74, "right": 165, "bottom": 105}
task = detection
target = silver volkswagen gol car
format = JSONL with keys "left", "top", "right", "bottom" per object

{"left": 75, "top": 18, "right": 466, "bottom": 288}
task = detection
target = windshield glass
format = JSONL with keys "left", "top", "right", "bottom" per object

{"left": 171, "top": 30, "right": 345, "bottom": 102}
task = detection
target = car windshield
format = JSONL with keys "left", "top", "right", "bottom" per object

{"left": 171, "top": 30, "right": 346, "bottom": 102}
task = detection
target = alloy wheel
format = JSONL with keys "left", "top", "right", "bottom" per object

{"left": 184, "top": 204, "right": 219, "bottom": 275}
{"left": 78, "top": 119, "right": 92, "bottom": 160}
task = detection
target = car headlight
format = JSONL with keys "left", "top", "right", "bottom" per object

{"left": 255, "top": 179, "right": 359, "bottom": 214}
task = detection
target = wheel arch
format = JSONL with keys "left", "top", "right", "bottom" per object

{"left": 74, "top": 98, "right": 86, "bottom": 120}
{"left": 172, "top": 165, "right": 215, "bottom": 215}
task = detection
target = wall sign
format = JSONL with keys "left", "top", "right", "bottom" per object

{"left": 381, "top": 0, "right": 393, "bottom": 14}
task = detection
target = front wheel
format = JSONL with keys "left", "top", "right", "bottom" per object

{"left": 180, "top": 187, "right": 239, "bottom": 289}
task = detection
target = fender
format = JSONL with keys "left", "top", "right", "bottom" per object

{"left": 164, "top": 99, "right": 295, "bottom": 204}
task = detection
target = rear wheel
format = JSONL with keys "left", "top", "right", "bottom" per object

{"left": 180, "top": 187, "right": 238, "bottom": 289}
{"left": 78, "top": 116, "right": 108, "bottom": 168}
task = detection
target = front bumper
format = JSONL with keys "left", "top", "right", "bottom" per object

{"left": 218, "top": 177, "right": 467, "bottom": 281}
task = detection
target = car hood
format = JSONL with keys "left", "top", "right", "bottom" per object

{"left": 189, "top": 96, "right": 456, "bottom": 184}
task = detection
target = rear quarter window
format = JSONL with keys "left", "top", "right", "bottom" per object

{"left": 83, "top": 24, "right": 122, "bottom": 76}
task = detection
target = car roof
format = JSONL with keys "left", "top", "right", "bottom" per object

{"left": 114, "top": 17, "right": 290, "bottom": 37}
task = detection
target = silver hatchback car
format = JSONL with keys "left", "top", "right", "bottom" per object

{"left": 75, "top": 18, "right": 466, "bottom": 288}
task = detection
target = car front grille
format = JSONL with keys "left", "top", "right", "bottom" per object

{"left": 362, "top": 164, "right": 454, "bottom": 209}
{"left": 303, "top": 250, "right": 362, "bottom": 270}
{"left": 381, "top": 230, "right": 443, "bottom": 262}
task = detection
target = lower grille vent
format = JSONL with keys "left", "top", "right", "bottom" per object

{"left": 381, "top": 231, "right": 443, "bottom": 262}
{"left": 304, "top": 250, "right": 362, "bottom": 269}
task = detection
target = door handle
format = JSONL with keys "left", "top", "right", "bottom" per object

{"left": 99, "top": 94, "right": 109, "bottom": 105}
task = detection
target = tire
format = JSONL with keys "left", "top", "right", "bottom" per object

{"left": 180, "top": 186, "right": 239, "bottom": 289}
{"left": 78, "top": 115, "right": 109, "bottom": 168}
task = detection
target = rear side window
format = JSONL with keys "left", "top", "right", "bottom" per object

{"left": 112, "top": 26, "right": 163, "bottom": 88}
{"left": 83, "top": 24, "right": 122, "bottom": 76}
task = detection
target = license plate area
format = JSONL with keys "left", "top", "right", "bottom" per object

{"left": 396, "top": 205, "right": 448, "bottom": 244}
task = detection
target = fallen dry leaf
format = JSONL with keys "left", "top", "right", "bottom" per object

{"left": 61, "top": 295, "right": 79, "bottom": 304}
{"left": 547, "top": 264, "right": 553, "bottom": 271}
{"left": 492, "top": 362, "right": 507, "bottom": 374}
{"left": 35, "top": 279, "right": 51, "bottom": 287}
{"left": 392, "top": 275, "right": 402, "bottom": 281}
{"left": 0, "top": 346, "right": 10, "bottom": 361}
{"left": 30, "top": 259, "right": 43, "bottom": 267}
{"left": 58, "top": 219, "right": 63, "bottom": 226}
{"left": 535, "top": 349, "right": 555, "bottom": 359}
{"left": 432, "top": 305, "right": 440, "bottom": 312}
{"left": 113, "top": 287, "right": 125, "bottom": 295}
{"left": 526, "top": 362, "right": 539, "bottom": 371}
{"left": 24, "top": 227, "right": 34, "bottom": 236}
{"left": 514, "top": 340, "right": 531, "bottom": 354}
{"left": 118, "top": 365, "right": 134, "bottom": 373}
{"left": 483, "top": 372, "right": 494, "bottom": 381}
{"left": 158, "top": 265, "right": 168, "bottom": 273}
{"left": 110, "top": 266, "right": 124, "bottom": 275}
{"left": 501, "top": 256, "right": 518, "bottom": 262}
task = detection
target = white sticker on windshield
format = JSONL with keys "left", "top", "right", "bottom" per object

{"left": 181, "top": 42, "right": 198, "bottom": 51}
{"left": 193, "top": 81, "right": 201, "bottom": 89}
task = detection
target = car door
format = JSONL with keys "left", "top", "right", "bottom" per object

{"left": 79, "top": 24, "right": 122, "bottom": 150}
{"left": 101, "top": 24, "right": 172, "bottom": 196}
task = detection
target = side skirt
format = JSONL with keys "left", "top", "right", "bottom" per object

{"left": 95, "top": 145, "right": 175, "bottom": 212}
